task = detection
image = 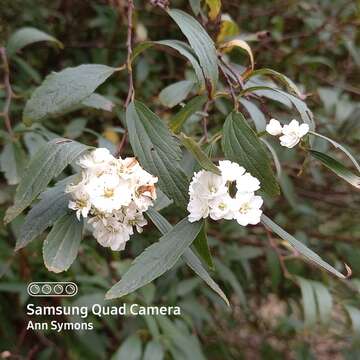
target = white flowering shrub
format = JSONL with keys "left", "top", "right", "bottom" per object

{"left": 67, "top": 148, "right": 157, "bottom": 251}
{"left": 1, "top": 1, "right": 359, "bottom": 339}
{"left": 187, "top": 160, "right": 263, "bottom": 225}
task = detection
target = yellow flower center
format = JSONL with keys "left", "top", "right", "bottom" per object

{"left": 239, "top": 202, "right": 251, "bottom": 214}
{"left": 104, "top": 188, "right": 114, "bottom": 198}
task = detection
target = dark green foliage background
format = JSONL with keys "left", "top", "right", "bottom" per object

{"left": 0, "top": 0, "right": 359, "bottom": 359}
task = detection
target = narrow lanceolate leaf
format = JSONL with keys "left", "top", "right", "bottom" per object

{"left": 4, "top": 138, "right": 90, "bottom": 224}
{"left": 179, "top": 133, "right": 220, "bottom": 175}
{"left": 156, "top": 316, "right": 206, "bottom": 360}
{"left": 143, "top": 340, "right": 164, "bottom": 360}
{"left": 312, "top": 281, "right": 332, "bottom": 325}
{"left": 132, "top": 40, "right": 205, "bottom": 87}
{"left": 0, "top": 140, "right": 27, "bottom": 185}
{"left": 23, "top": 64, "right": 118, "bottom": 125}
{"left": 146, "top": 208, "right": 229, "bottom": 306}
{"left": 239, "top": 98, "right": 266, "bottom": 132}
{"left": 192, "top": 224, "right": 214, "bottom": 269}
{"left": 297, "top": 277, "right": 317, "bottom": 327}
{"left": 105, "top": 218, "right": 202, "bottom": 299}
{"left": 244, "top": 68, "right": 302, "bottom": 98}
{"left": 310, "top": 150, "right": 360, "bottom": 189}
{"left": 16, "top": 176, "right": 74, "bottom": 251}
{"left": 81, "top": 93, "right": 114, "bottom": 112}
{"left": 43, "top": 213, "right": 83, "bottom": 273}
{"left": 6, "top": 27, "right": 62, "bottom": 57}
{"left": 126, "top": 101, "right": 189, "bottom": 209}
{"left": 345, "top": 305, "right": 360, "bottom": 338}
{"left": 214, "top": 259, "right": 246, "bottom": 306}
{"left": 168, "top": 9, "right": 219, "bottom": 94}
{"left": 170, "top": 95, "right": 207, "bottom": 133}
{"left": 310, "top": 132, "right": 360, "bottom": 173}
{"left": 159, "top": 80, "right": 195, "bottom": 108}
{"left": 261, "top": 214, "right": 346, "bottom": 279}
{"left": 222, "top": 111, "right": 279, "bottom": 197}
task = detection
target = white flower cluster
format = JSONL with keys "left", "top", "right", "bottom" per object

{"left": 187, "top": 161, "right": 263, "bottom": 226}
{"left": 266, "top": 119, "right": 309, "bottom": 148}
{"left": 66, "top": 148, "right": 158, "bottom": 251}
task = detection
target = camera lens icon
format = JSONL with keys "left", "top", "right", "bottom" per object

{"left": 53, "top": 284, "right": 64, "bottom": 295}
{"left": 65, "top": 284, "right": 76, "bottom": 295}
{"left": 41, "top": 284, "right": 52, "bottom": 295}
{"left": 28, "top": 284, "right": 40, "bottom": 295}
{"left": 27, "top": 282, "right": 78, "bottom": 297}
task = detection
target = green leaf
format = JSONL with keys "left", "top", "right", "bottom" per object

{"left": 239, "top": 98, "right": 266, "bottom": 132}
{"left": 179, "top": 133, "right": 220, "bottom": 175}
{"left": 261, "top": 214, "right": 346, "bottom": 278}
{"left": 310, "top": 132, "right": 360, "bottom": 173}
{"left": 105, "top": 218, "right": 202, "bottom": 299}
{"left": 4, "top": 138, "right": 90, "bottom": 224}
{"left": 6, "top": 27, "right": 62, "bottom": 57}
{"left": 312, "top": 281, "right": 332, "bottom": 325}
{"left": 126, "top": 101, "right": 189, "bottom": 209}
{"left": 310, "top": 150, "right": 360, "bottom": 189}
{"left": 143, "top": 340, "right": 164, "bottom": 360}
{"left": 222, "top": 111, "right": 280, "bottom": 197}
{"left": 297, "top": 277, "right": 317, "bottom": 328}
{"left": 159, "top": 80, "right": 195, "bottom": 108}
{"left": 16, "top": 176, "right": 74, "bottom": 251}
{"left": 214, "top": 259, "right": 246, "bottom": 306}
{"left": 43, "top": 213, "right": 83, "bottom": 273}
{"left": 132, "top": 40, "right": 205, "bottom": 87}
{"left": 241, "top": 84, "right": 314, "bottom": 130}
{"left": 146, "top": 207, "right": 229, "bottom": 306}
{"left": 192, "top": 223, "right": 214, "bottom": 269}
{"left": 23, "top": 64, "right": 118, "bottom": 125}
{"left": 0, "top": 140, "right": 27, "bottom": 185}
{"left": 156, "top": 317, "right": 205, "bottom": 360}
{"left": 245, "top": 68, "right": 302, "bottom": 98}
{"left": 111, "top": 335, "right": 142, "bottom": 360}
{"left": 345, "top": 305, "right": 360, "bottom": 339}
{"left": 170, "top": 95, "right": 207, "bottom": 134}
{"left": 12, "top": 56, "right": 42, "bottom": 84}
{"left": 81, "top": 93, "right": 114, "bottom": 112}
{"left": 168, "top": 9, "right": 219, "bottom": 94}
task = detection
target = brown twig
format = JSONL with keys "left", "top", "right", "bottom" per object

{"left": 124, "top": 0, "right": 135, "bottom": 107}
{"left": 0, "top": 47, "right": 14, "bottom": 136}
{"left": 219, "top": 63, "right": 239, "bottom": 111}
{"left": 116, "top": 0, "right": 134, "bottom": 157}
{"left": 265, "top": 227, "right": 293, "bottom": 280}
{"left": 202, "top": 100, "right": 211, "bottom": 142}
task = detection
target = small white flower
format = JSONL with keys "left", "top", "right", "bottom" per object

{"left": 189, "top": 170, "right": 227, "bottom": 199}
{"left": 89, "top": 215, "right": 131, "bottom": 251}
{"left": 78, "top": 148, "right": 115, "bottom": 176}
{"left": 266, "top": 119, "right": 283, "bottom": 136}
{"left": 209, "top": 193, "right": 235, "bottom": 220}
{"left": 279, "top": 119, "right": 309, "bottom": 148}
{"left": 66, "top": 179, "right": 91, "bottom": 220}
{"left": 236, "top": 173, "right": 260, "bottom": 194}
{"left": 218, "top": 160, "right": 245, "bottom": 182}
{"left": 68, "top": 190, "right": 91, "bottom": 220}
{"left": 124, "top": 204, "right": 148, "bottom": 233}
{"left": 132, "top": 168, "right": 158, "bottom": 211}
{"left": 117, "top": 157, "right": 141, "bottom": 179}
{"left": 232, "top": 193, "right": 263, "bottom": 226}
{"left": 187, "top": 196, "right": 210, "bottom": 222}
{"left": 86, "top": 173, "right": 132, "bottom": 213}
